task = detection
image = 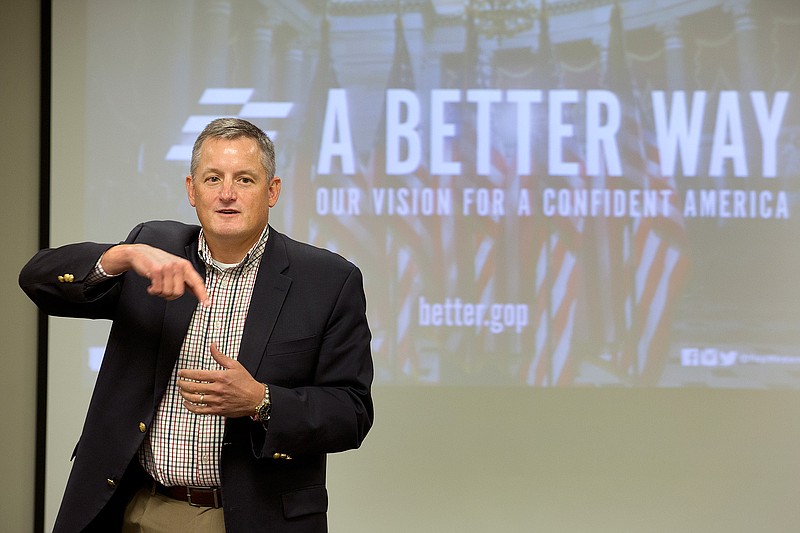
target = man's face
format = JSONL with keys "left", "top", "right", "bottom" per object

{"left": 186, "top": 136, "right": 280, "bottom": 262}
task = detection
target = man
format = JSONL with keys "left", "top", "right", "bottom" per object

{"left": 19, "top": 118, "right": 374, "bottom": 532}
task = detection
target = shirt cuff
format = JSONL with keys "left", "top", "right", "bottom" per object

{"left": 86, "top": 256, "right": 121, "bottom": 286}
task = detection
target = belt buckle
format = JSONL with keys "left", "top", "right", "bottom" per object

{"left": 186, "top": 485, "right": 220, "bottom": 508}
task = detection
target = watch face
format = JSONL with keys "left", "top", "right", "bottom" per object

{"left": 257, "top": 403, "right": 270, "bottom": 422}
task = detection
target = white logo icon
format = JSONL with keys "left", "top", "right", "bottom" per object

{"left": 166, "top": 88, "right": 293, "bottom": 161}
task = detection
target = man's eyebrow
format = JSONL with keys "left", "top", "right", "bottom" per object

{"left": 200, "top": 167, "right": 261, "bottom": 177}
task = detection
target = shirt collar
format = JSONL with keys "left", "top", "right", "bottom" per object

{"left": 197, "top": 225, "right": 270, "bottom": 273}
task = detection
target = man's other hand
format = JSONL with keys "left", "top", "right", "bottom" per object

{"left": 176, "top": 342, "right": 265, "bottom": 418}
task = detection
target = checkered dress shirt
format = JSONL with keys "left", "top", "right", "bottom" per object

{"left": 91, "top": 226, "right": 269, "bottom": 488}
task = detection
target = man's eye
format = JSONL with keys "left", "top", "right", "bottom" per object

{"left": 206, "top": 176, "right": 220, "bottom": 183}
{"left": 239, "top": 177, "right": 253, "bottom": 183}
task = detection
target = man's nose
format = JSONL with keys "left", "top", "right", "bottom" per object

{"left": 220, "top": 180, "right": 236, "bottom": 201}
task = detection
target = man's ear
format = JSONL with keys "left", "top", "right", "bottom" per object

{"left": 185, "top": 175, "right": 196, "bottom": 207}
{"left": 268, "top": 176, "right": 282, "bottom": 208}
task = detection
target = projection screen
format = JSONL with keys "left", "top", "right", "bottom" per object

{"left": 47, "top": 0, "right": 800, "bottom": 529}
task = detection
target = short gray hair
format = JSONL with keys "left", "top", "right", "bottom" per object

{"left": 190, "top": 117, "right": 275, "bottom": 179}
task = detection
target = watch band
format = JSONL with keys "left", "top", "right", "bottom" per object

{"left": 252, "top": 383, "right": 271, "bottom": 429}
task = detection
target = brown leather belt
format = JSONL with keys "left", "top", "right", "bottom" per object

{"left": 151, "top": 481, "right": 223, "bottom": 508}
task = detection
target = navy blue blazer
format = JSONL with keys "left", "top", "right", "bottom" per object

{"left": 19, "top": 221, "right": 374, "bottom": 532}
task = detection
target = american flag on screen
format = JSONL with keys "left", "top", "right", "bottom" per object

{"left": 474, "top": 129, "right": 511, "bottom": 356}
{"left": 367, "top": 12, "right": 431, "bottom": 380}
{"left": 300, "top": 16, "right": 375, "bottom": 252}
{"left": 605, "top": 1, "right": 689, "bottom": 385}
{"left": 294, "top": 15, "right": 389, "bottom": 363}
{"left": 523, "top": 3, "right": 585, "bottom": 386}
{"left": 453, "top": 10, "right": 516, "bottom": 373}
{"left": 525, "top": 190, "right": 585, "bottom": 386}
{"left": 294, "top": 15, "right": 337, "bottom": 242}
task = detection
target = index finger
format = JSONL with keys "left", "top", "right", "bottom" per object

{"left": 177, "top": 368, "right": 219, "bottom": 382}
{"left": 183, "top": 265, "right": 210, "bottom": 307}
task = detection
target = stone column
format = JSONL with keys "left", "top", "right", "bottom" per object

{"left": 724, "top": 0, "right": 759, "bottom": 92}
{"left": 657, "top": 18, "right": 686, "bottom": 90}
{"left": 250, "top": 12, "right": 276, "bottom": 99}
{"left": 200, "top": 0, "right": 232, "bottom": 87}
{"left": 724, "top": 0, "right": 760, "bottom": 179}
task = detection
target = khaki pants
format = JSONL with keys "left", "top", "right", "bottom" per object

{"left": 122, "top": 486, "right": 225, "bottom": 533}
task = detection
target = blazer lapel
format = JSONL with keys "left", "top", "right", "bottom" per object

{"left": 238, "top": 228, "right": 291, "bottom": 376}
{"left": 153, "top": 238, "right": 207, "bottom": 406}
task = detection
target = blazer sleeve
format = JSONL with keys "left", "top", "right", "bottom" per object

{"left": 251, "top": 264, "right": 374, "bottom": 457}
{"left": 18, "top": 224, "right": 147, "bottom": 319}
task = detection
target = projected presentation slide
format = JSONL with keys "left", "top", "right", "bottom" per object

{"left": 54, "top": 0, "right": 800, "bottom": 389}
